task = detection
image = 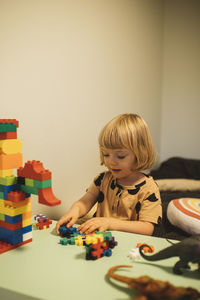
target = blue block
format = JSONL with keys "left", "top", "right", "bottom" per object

{"left": 22, "top": 225, "right": 32, "bottom": 234}
{"left": 0, "top": 227, "right": 23, "bottom": 245}
{"left": 5, "top": 214, "right": 22, "bottom": 224}
{"left": 0, "top": 184, "right": 18, "bottom": 200}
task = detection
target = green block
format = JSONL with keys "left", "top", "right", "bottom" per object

{"left": 20, "top": 184, "right": 38, "bottom": 195}
{"left": 34, "top": 179, "right": 52, "bottom": 189}
{"left": 0, "top": 213, "right": 5, "bottom": 221}
{"left": 0, "top": 191, "right": 4, "bottom": 199}
{"left": 0, "top": 176, "right": 17, "bottom": 186}
{"left": 25, "top": 178, "right": 34, "bottom": 187}
{"left": 0, "top": 123, "right": 17, "bottom": 132}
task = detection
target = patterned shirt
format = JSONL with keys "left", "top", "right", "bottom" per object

{"left": 87, "top": 171, "right": 162, "bottom": 224}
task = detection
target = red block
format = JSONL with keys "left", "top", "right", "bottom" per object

{"left": 0, "top": 220, "right": 22, "bottom": 231}
{"left": 38, "top": 187, "right": 61, "bottom": 206}
{"left": 0, "top": 239, "right": 32, "bottom": 254}
{"left": 0, "top": 119, "right": 19, "bottom": 127}
{"left": 17, "top": 160, "right": 52, "bottom": 180}
{"left": 0, "top": 132, "right": 17, "bottom": 140}
{"left": 8, "top": 191, "right": 26, "bottom": 203}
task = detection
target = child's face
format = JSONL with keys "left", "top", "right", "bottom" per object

{"left": 101, "top": 148, "right": 137, "bottom": 183}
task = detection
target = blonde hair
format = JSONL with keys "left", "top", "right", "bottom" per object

{"left": 98, "top": 113, "right": 156, "bottom": 171}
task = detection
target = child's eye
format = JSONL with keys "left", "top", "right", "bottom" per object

{"left": 117, "top": 156, "right": 125, "bottom": 159}
{"left": 103, "top": 154, "right": 109, "bottom": 157}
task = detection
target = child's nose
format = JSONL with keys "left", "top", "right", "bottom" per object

{"left": 109, "top": 156, "right": 117, "bottom": 165}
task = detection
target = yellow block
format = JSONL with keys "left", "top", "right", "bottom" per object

{"left": 0, "top": 169, "right": 13, "bottom": 177}
{"left": 25, "top": 178, "right": 34, "bottom": 187}
{"left": 0, "top": 203, "right": 32, "bottom": 216}
{"left": 0, "top": 139, "right": 22, "bottom": 155}
{"left": 22, "top": 218, "right": 32, "bottom": 228}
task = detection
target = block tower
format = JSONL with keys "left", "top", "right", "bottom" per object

{"left": 0, "top": 119, "right": 61, "bottom": 254}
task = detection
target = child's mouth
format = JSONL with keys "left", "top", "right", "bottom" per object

{"left": 111, "top": 169, "right": 121, "bottom": 172}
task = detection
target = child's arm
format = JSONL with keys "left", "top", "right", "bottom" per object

{"left": 56, "top": 192, "right": 97, "bottom": 234}
{"left": 78, "top": 218, "right": 154, "bottom": 236}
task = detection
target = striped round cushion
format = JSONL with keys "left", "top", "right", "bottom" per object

{"left": 167, "top": 198, "right": 200, "bottom": 235}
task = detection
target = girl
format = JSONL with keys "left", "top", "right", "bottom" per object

{"left": 56, "top": 113, "right": 162, "bottom": 236}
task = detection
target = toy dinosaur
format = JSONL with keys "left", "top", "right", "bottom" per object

{"left": 139, "top": 234, "right": 200, "bottom": 274}
{"left": 107, "top": 265, "right": 200, "bottom": 300}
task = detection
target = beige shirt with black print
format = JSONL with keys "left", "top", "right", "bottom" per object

{"left": 87, "top": 171, "right": 162, "bottom": 224}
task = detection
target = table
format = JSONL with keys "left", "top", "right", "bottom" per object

{"left": 0, "top": 221, "right": 199, "bottom": 300}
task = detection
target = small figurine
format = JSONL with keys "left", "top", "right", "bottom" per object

{"left": 107, "top": 265, "right": 200, "bottom": 300}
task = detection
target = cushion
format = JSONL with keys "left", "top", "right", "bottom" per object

{"left": 167, "top": 198, "right": 200, "bottom": 235}
{"left": 156, "top": 179, "right": 200, "bottom": 191}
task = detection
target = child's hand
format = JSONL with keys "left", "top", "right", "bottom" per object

{"left": 56, "top": 206, "right": 80, "bottom": 235}
{"left": 77, "top": 217, "right": 110, "bottom": 234}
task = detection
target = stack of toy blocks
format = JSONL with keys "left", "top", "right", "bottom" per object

{"left": 0, "top": 119, "right": 61, "bottom": 254}
{"left": 59, "top": 226, "right": 118, "bottom": 260}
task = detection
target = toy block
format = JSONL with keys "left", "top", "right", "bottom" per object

{"left": 0, "top": 123, "right": 17, "bottom": 133}
{"left": 7, "top": 190, "right": 26, "bottom": 203}
{"left": 22, "top": 210, "right": 32, "bottom": 220}
{"left": 0, "top": 132, "right": 17, "bottom": 140}
{"left": 59, "top": 237, "right": 70, "bottom": 245}
{"left": 38, "top": 187, "right": 61, "bottom": 206}
{"left": 4, "top": 198, "right": 31, "bottom": 208}
{"left": 0, "top": 227, "right": 23, "bottom": 244}
{"left": 0, "top": 213, "right": 5, "bottom": 221}
{"left": 0, "top": 239, "right": 31, "bottom": 254}
{"left": 103, "top": 249, "right": 112, "bottom": 257}
{"left": 25, "top": 178, "right": 34, "bottom": 187}
{"left": 0, "top": 175, "right": 17, "bottom": 186}
{"left": 34, "top": 214, "right": 46, "bottom": 222}
{"left": 35, "top": 217, "right": 52, "bottom": 230}
{"left": 0, "top": 169, "right": 13, "bottom": 177}
{"left": 0, "top": 191, "right": 3, "bottom": 199}
{"left": 20, "top": 184, "right": 38, "bottom": 195}
{"left": 22, "top": 218, "right": 32, "bottom": 228}
{"left": 0, "top": 139, "right": 22, "bottom": 154}
{"left": 74, "top": 235, "right": 85, "bottom": 246}
{"left": 0, "top": 119, "right": 19, "bottom": 127}
{"left": 0, "top": 184, "right": 18, "bottom": 200}
{"left": 34, "top": 179, "right": 52, "bottom": 189}
{"left": 17, "top": 176, "right": 25, "bottom": 185}
{"left": 0, "top": 153, "right": 23, "bottom": 169}
{"left": 17, "top": 160, "right": 51, "bottom": 181}
{"left": 22, "top": 224, "right": 32, "bottom": 234}
{"left": 23, "top": 231, "right": 32, "bottom": 242}
{"left": 0, "top": 203, "right": 32, "bottom": 217}
{"left": 5, "top": 214, "right": 22, "bottom": 224}
{"left": 59, "top": 226, "right": 80, "bottom": 237}
{"left": 108, "top": 237, "right": 118, "bottom": 249}
{"left": 0, "top": 220, "right": 22, "bottom": 230}
{"left": 91, "top": 239, "right": 104, "bottom": 259}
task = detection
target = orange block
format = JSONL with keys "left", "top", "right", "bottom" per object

{"left": 4, "top": 198, "right": 31, "bottom": 208}
{"left": 0, "top": 153, "right": 23, "bottom": 169}
{"left": 22, "top": 210, "right": 32, "bottom": 220}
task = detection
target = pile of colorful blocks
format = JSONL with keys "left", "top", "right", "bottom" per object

{"left": 59, "top": 225, "right": 118, "bottom": 260}
{"left": 33, "top": 214, "right": 52, "bottom": 230}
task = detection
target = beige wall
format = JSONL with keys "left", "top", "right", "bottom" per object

{"left": 160, "top": 0, "right": 200, "bottom": 161}
{"left": 1, "top": 0, "right": 162, "bottom": 218}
